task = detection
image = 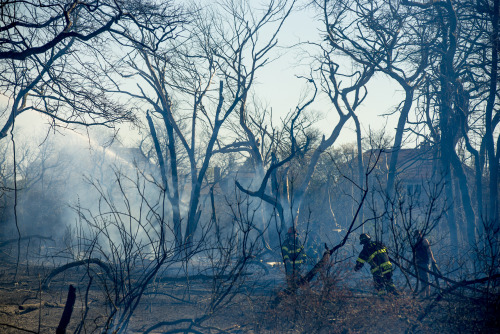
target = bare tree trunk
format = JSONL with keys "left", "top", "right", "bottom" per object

{"left": 443, "top": 159, "right": 459, "bottom": 254}
{"left": 463, "top": 136, "right": 483, "bottom": 228}
{"left": 352, "top": 113, "right": 364, "bottom": 227}
{"left": 162, "top": 113, "right": 183, "bottom": 250}
{"left": 450, "top": 153, "right": 477, "bottom": 247}
{"left": 384, "top": 88, "right": 414, "bottom": 242}
{"left": 184, "top": 83, "right": 227, "bottom": 249}
{"left": 485, "top": 0, "right": 500, "bottom": 224}
{"left": 438, "top": 1, "right": 461, "bottom": 254}
{"left": 56, "top": 285, "right": 76, "bottom": 334}
{"left": 386, "top": 89, "right": 414, "bottom": 195}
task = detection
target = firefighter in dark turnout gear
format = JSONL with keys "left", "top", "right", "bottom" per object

{"left": 305, "top": 230, "right": 323, "bottom": 267}
{"left": 354, "top": 233, "right": 398, "bottom": 296}
{"left": 282, "top": 227, "right": 307, "bottom": 287}
{"left": 414, "top": 230, "right": 437, "bottom": 297}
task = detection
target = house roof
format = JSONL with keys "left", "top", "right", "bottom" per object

{"left": 366, "top": 146, "right": 438, "bottom": 183}
{"left": 365, "top": 145, "right": 477, "bottom": 184}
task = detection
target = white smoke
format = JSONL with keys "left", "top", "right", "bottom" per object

{"left": 1, "top": 111, "right": 167, "bottom": 260}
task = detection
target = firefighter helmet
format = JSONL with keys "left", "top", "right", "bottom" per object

{"left": 359, "top": 233, "right": 371, "bottom": 245}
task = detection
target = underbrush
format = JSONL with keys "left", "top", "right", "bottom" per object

{"left": 258, "top": 283, "right": 424, "bottom": 333}
{"left": 0, "top": 261, "right": 499, "bottom": 333}
{"left": 429, "top": 294, "right": 500, "bottom": 333}
{"left": 253, "top": 279, "right": 499, "bottom": 334}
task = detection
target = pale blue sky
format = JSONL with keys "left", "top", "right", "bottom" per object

{"left": 253, "top": 3, "right": 402, "bottom": 146}
{"left": 0, "top": 0, "right": 404, "bottom": 151}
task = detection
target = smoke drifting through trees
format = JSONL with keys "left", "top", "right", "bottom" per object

{"left": 0, "top": 0, "right": 498, "bottom": 333}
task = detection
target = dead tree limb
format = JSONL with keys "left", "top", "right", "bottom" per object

{"left": 56, "top": 285, "right": 76, "bottom": 334}
{"left": 389, "top": 253, "right": 485, "bottom": 295}
{"left": 42, "top": 258, "right": 113, "bottom": 289}
{"left": 142, "top": 317, "right": 233, "bottom": 334}
{"left": 143, "top": 318, "right": 202, "bottom": 334}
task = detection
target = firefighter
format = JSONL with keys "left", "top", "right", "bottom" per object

{"left": 282, "top": 227, "right": 307, "bottom": 287}
{"left": 354, "top": 233, "right": 398, "bottom": 296}
{"left": 413, "top": 230, "right": 437, "bottom": 297}
{"left": 305, "top": 229, "right": 323, "bottom": 267}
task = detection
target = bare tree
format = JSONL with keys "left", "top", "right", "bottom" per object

{"left": 0, "top": 0, "right": 184, "bottom": 140}
{"left": 1, "top": 0, "right": 125, "bottom": 61}
{"left": 312, "top": 0, "right": 499, "bottom": 252}
{"left": 400, "top": 0, "right": 500, "bottom": 249}
{"left": 314, "top": 0, "right": 438, "bottom": 243}
{"left": 101, "top": 0, "right": 296, "bottom": 253}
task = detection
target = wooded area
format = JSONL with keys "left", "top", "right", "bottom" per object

{"left": 0, "top": 0, "right": 498, "bottom": 333}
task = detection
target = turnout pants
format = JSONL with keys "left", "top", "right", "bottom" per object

{"left": 373, "top": 272, "right": 398, "bottom": 295}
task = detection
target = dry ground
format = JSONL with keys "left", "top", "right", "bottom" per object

{"left": 0, "top": 259, "right": 498, "bottom": 333}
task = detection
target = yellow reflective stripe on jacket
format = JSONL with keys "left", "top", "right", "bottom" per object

{"left": 371, "top": 261, "right": 392, "bottom": 274}
{"left": 356, "top": 258, "right": 365, "bottom": 264}
{"left": 366, "top": 248, "right": 387, "bottom": 263}
{"left": 283, "top": 257, "right": 304, "bottom": 264}
{"left": 283, "top": 244, "right": 305, "bottom": 263}
{"left": 282, "top": 246, "right": 304, "bottom": 253}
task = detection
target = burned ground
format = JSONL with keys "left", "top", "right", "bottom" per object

{"left": 0, "top": 256, "right": 498, "bottom": 334}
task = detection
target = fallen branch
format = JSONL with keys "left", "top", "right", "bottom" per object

{"left": 143, "top": 290, "right": 196, "bottom": 304}
{"left": 18, "top": 301, "right": 62, "bottom": 314}
{"left": 42, "top": 258, "right": 113, "bottom": 289}
{"left": 143, "top": 318, "right": 200, "bottom": 334}
{"left": 143, "top": 319, "right": 233, "bottom": 334}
